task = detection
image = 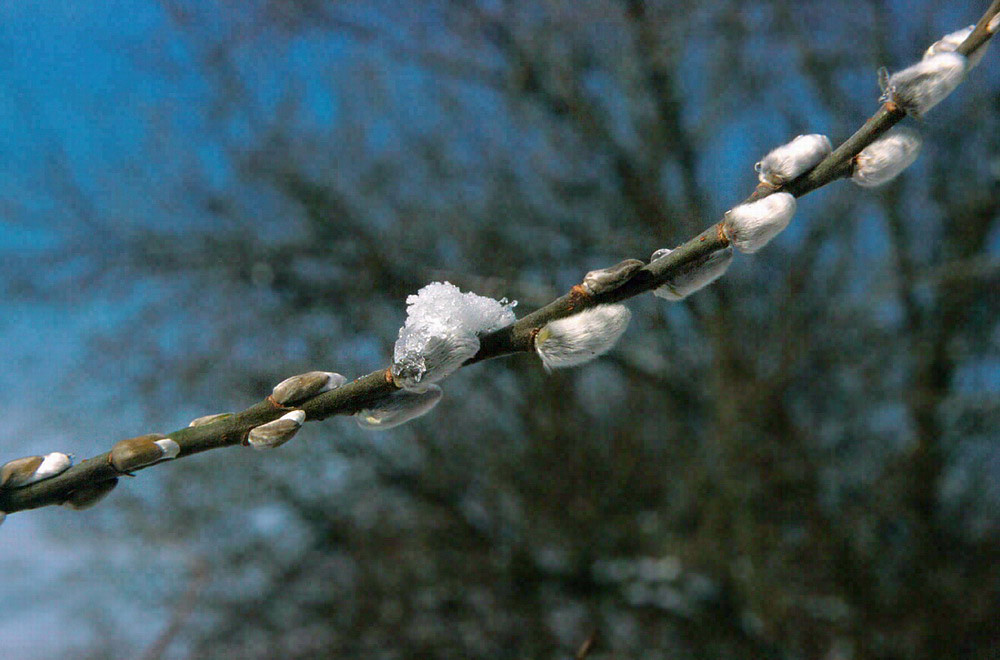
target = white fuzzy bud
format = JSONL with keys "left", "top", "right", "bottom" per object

{"left": 0, "top": 452, "right": 73, "bottom": 489}
{"left": 582, "top": 259, "right": 644, "bottom": 296}
{"left": 188, "top": 412, "right": 233, "bottom": 427}
{"left": 851, "top": 129, "right": 922, "bottom": 188}
{"left": 754, "top": 134, "right": 832, "bottom": 186}
{"left": 1, "top": 456, "right": 43, "bottom": 489}
{"left": 247, "top": 410, "right": 306, "bottom": 450}
{"left": 33, "top": 452, "right": 73, "bottom": 481}
{"left": 62, "top": 478, "right": 118, "bottom": 511}
{"left": 188, "top": 413, "right": 233, "bottom": 426}
{"left": 392, "top": 331, "right": 479, "bottom": 392}
{"left": 989, "top": 14, "right": 1000, "bottom": 35}
{"left": 110, "top": 434, "right": 174, "bottom": 472}
{"left": 722, "top": 193, "right": 797, "bottom": 254}
{"left": 651, "top": 246, "right": 733, "bottom": 301}
{"left": 534, "top": 304, "right": 631, "bottom": 371}
{"left": 154, "top": 438, "right": 181, "bottom": 460}
{"left": 356, "top": 385, "right": 443, "bottom": 430}
{"left": 883, "top": 52, "right": 966, "bottom": 116}
{"left": 924, "top": 26, "right": 987, "bottom": 69}
{"left": 271, "top": 371, "right": 347, "bottom": 405}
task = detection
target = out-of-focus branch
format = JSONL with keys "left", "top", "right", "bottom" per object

{"left": 1, "top": 2, "right": 998, "bottom": 517}
{"left": 140, "top": 559, "right": 209, "bottom": 660}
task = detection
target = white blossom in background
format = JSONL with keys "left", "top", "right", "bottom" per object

{"left": 271, "top": 371, "right": 346, "bottom": 405}
{"left": 0, "top": 452, "right": 72, "bottom": 489}
{"left": 582, "top": 259, "right": 644, "bottom": 296}
{"left": 392, "top": 282, "right": 516, "bottom": 391}
{"left": 110, "top": 434, "right": 179, "bottom": 472}
{"left": 754, "top": 134, "right": 832, "bottom": 186}
{"left": 356, "top": 385, "right": 443, "bottom": 430}
{"left": 883, "top": 52, "right": 966, "bottom": 115}
{"left": 650, "top": 246, "right": 733, "bottom": 301}
{"left": 62, "top": 479, "right": 118, "bottom": 511}
{"left": 534, "top": 304, "right": 631, "bottom": 371}
{"left": 247, "top": 410, "right": 306, "bottom": 450}
{"left": 723, "top": 192, "right": 797, "bottom": 254}
{"left": 852, "top": 129, "right": 922, "bottom": 187}
{"left": 924, "top": 25, "right": 987, "bottom": 69}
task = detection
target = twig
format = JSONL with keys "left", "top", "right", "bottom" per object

{"left": 1, "top": 2, "right": 998, "bottom": 517}
{"left": 140, "top": 559, "right": 209, "bottom": 660}
{"left": 575, "top": 629, "right": 598, "bottom": 659}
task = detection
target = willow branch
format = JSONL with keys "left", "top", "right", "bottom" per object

{"left": 2, "top": 2, "right": 998, "bottom": 517}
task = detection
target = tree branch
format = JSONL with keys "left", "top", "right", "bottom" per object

{"left": 2, "top": 2, "right": 998, "bottom": 517}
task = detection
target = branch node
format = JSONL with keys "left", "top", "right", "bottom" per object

{"left": 266, "top": 394, "right": 293, "bottom": 410}
{"left": 755, "top": 180, "right": 781, "bottom": 196}
{"left": 716, "top": 222, "right": 729, "bottom": 244}
{"left": 106, "top": 453, "right": 134, "bottom": 477}
{"left": 883, "top": 100, "right": 902, "bottom": 114}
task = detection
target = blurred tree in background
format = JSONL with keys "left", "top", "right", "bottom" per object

{"left": 2, "top": 1, "right": 997, "bottom": 659}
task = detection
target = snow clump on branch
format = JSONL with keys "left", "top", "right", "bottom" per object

{"left": 722, "top": 192, "right": 797, "bottom": 254}
{"left": 754, "top": 134, "right": 832, "bottom": 186}
{"left": 392, "top": 282, "right": 516, "bottom": 391}
{"left": 534, "top": 304, "right": 631, "bottom": 371}
{"left": 882, "top": 52, "right": 966, "bottom": 116}
{"left": 924, "top": 25, "right": 988, "bottom": 69}
{"left": 851, "top": 129, "right": 922, "bottom": 187}
{"left": 651, "top": 246, "right": 733, "bottom": 301}
{"left": 356, "top": 385, "right": 443, "bottom": 430}
{"left": 0, "top": 452, "right": 73, "bottom": 489}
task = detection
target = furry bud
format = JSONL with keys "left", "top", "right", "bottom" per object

{"left": 651, "top": 246, "right": 733, "bottom": 301}
{"left": 188, "top": 412, "right": 233, "bottom": 428}
{"left": 990, "top": 14, "right": 1000, "bottom": 35}
{"left": 392, "top": 332, "right": 479, "bottom": 392}
{"left": 0, "top": 452, "right": 73, "bottom": 489}
{"left": 356, "top": 385, "right": 443, "bottom": 430}
{"left": 271, "top": 371, "right": 347, "bottom": 405}
{"left": 534, "top": 304, "right": 631, "bottom": 371}
{"left": 110, "top": 434, "right": 178, "bottom": 473}
{"left": 155, "top": 438, "right": 181, "bottom": 459}
{"left": 754, "top": 134, "right": 832, "bottom": 186}
{"left": 247, "top": 410, "right": 306, "bottom": 450}
{"left": 723, "top": 193, "right": 797, "bottom": 254}
{"left": 62, "top": 479, "right": 118, "bottom": 511}
{"left": 852, "top": 129, "right": 922, "bottom": 188}
{"left": 582, "top": 259, "right": 645, "bottom": 296}
{"left": 924, "top": 26, "right": 987, "bottom": 69}
{"left": 883, "top": 52, "right": 966, "bottom": 116}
